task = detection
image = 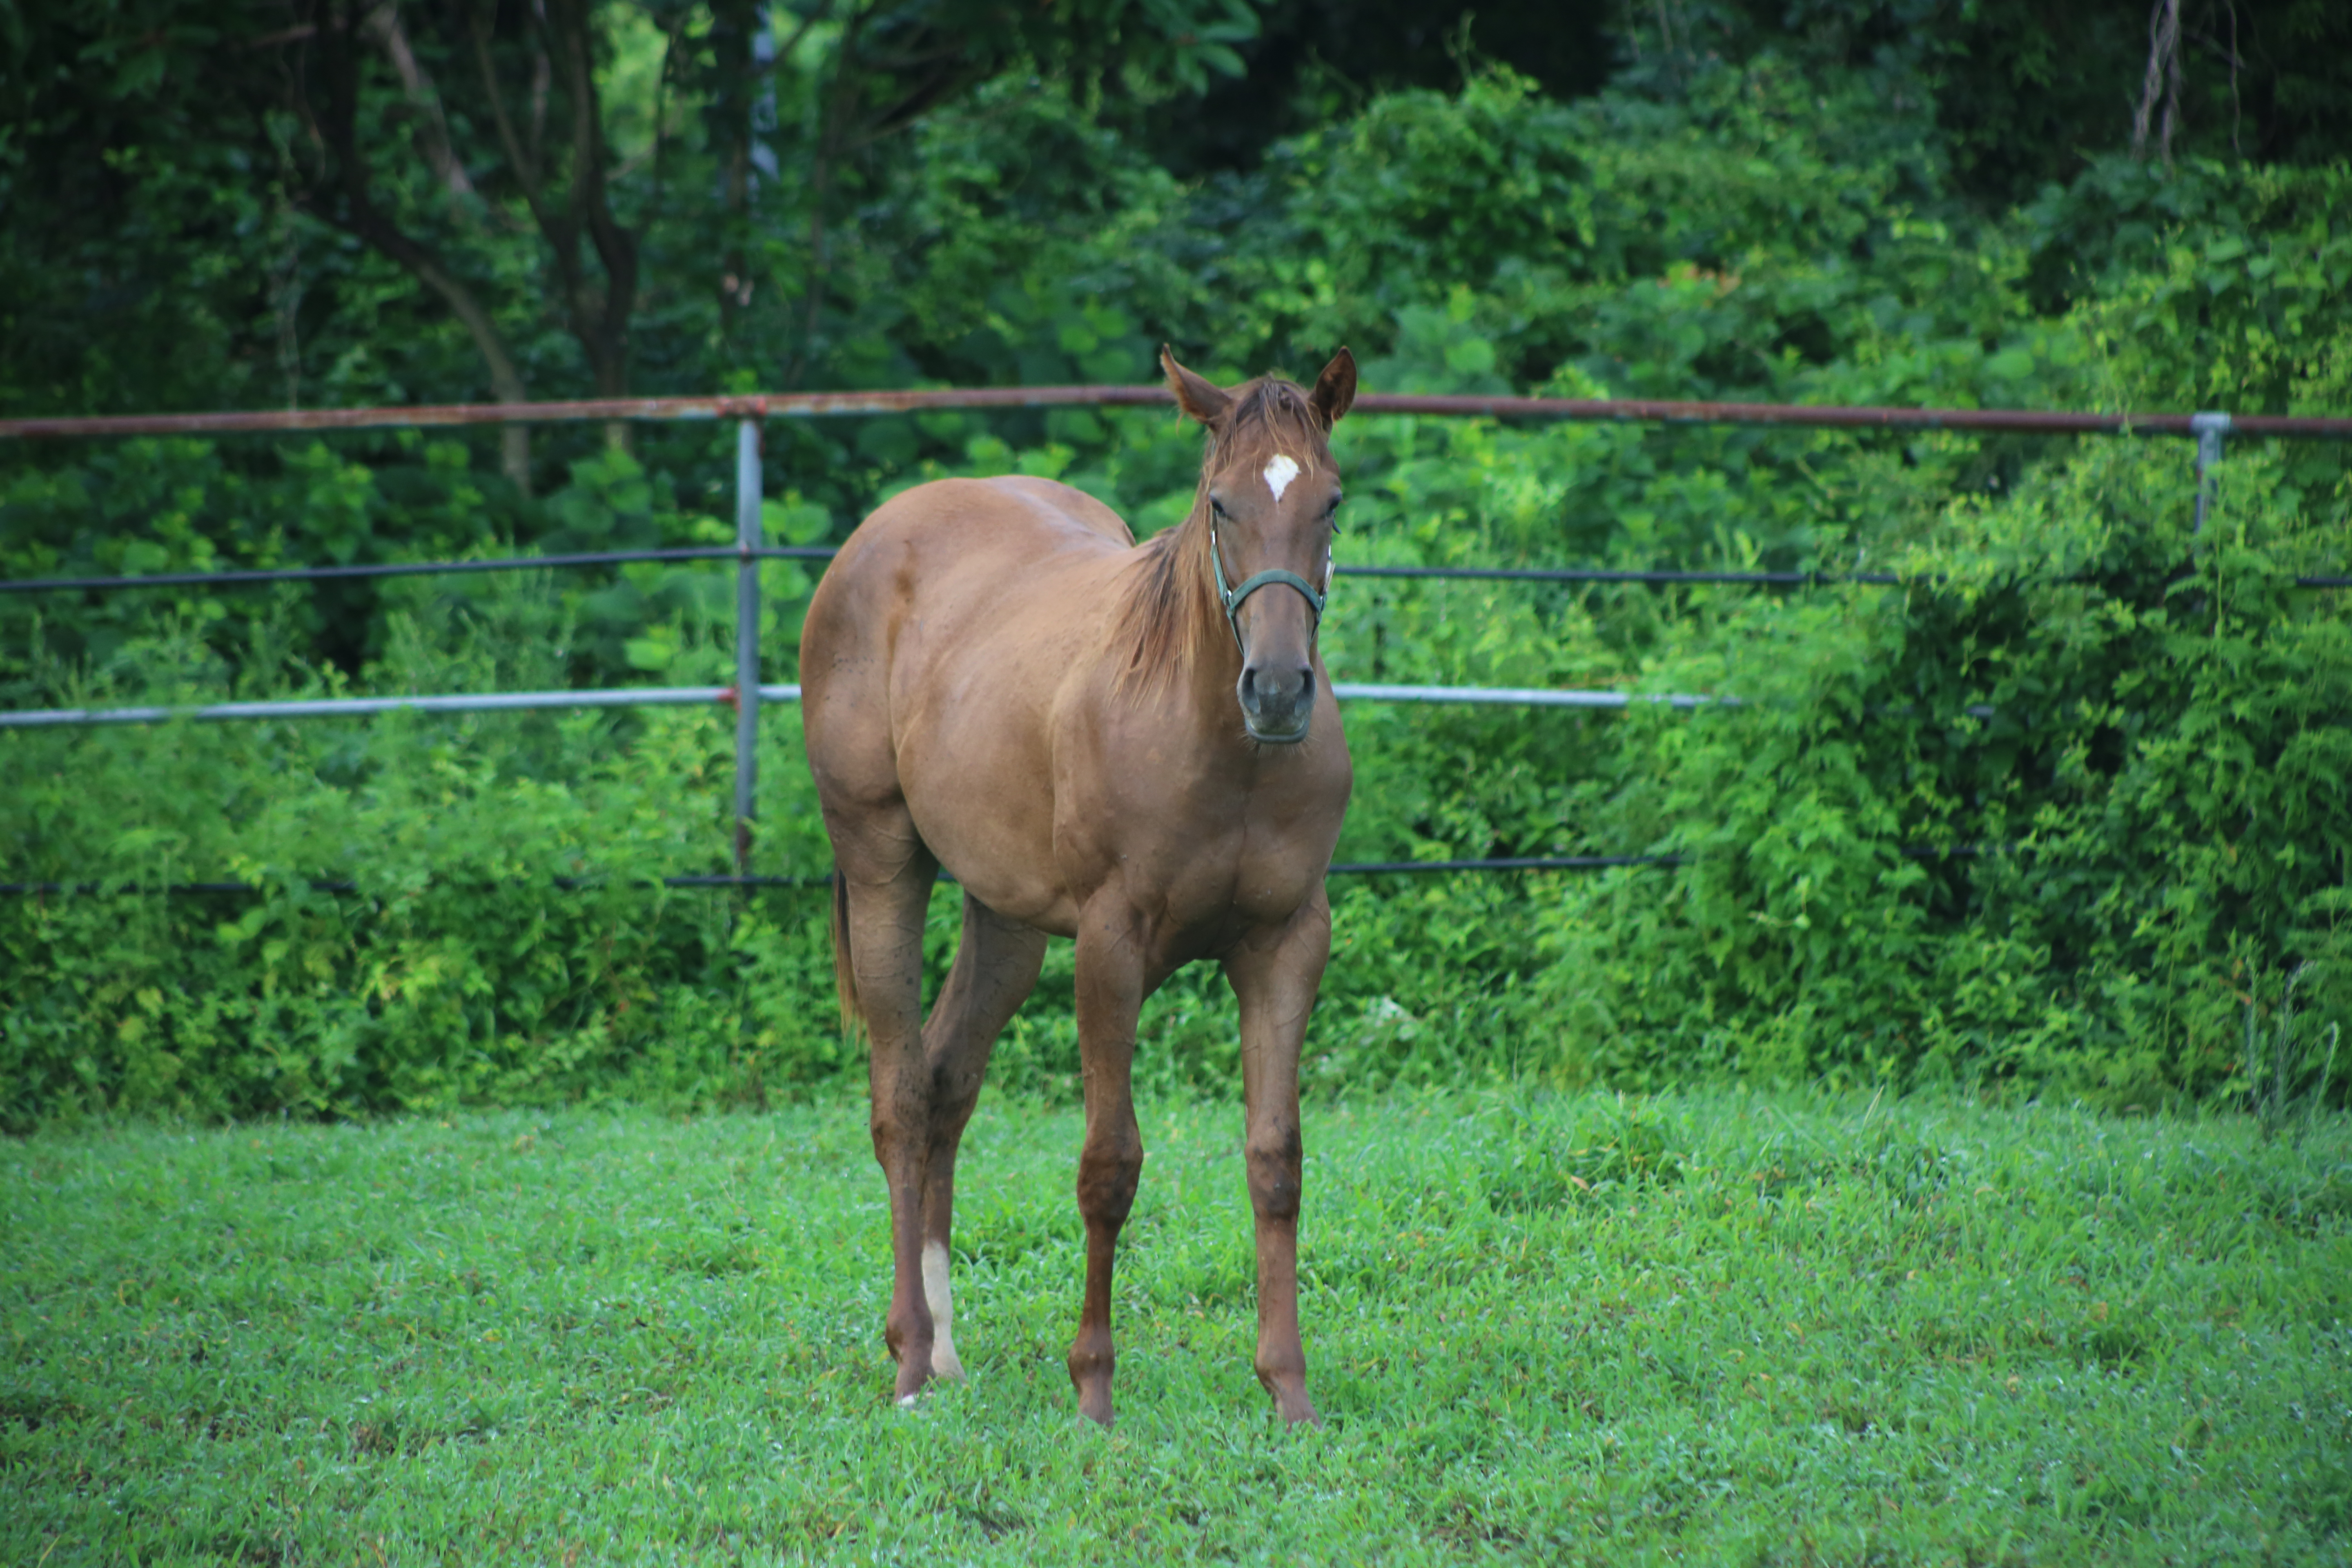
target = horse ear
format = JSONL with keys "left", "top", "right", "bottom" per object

{"left": 1309, "top": 347, "right": 1357, "bottom": 430}
{"left": 1161, "top": 345, "right": 1231, "bottom": 428}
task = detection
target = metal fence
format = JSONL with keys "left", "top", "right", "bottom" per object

{"left": 5, "top": 385, "right": 2348, "bottom": 892}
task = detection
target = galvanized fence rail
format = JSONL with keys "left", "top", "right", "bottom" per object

{"left": 17, "top": 548, "right": 2347, "bottom": 599}
{"left": 5, "top": 385, "right": 2348, "bottom": 891}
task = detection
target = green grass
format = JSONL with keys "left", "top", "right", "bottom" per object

{"left": 4, "top": 1088, "right": 2348, "bottom": 1564}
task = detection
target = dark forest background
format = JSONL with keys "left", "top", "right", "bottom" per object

{"left": 8, "top": 0, "right": 2348, "bottom": 436}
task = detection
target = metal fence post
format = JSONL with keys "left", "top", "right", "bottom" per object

{"left": 733, "top": 412, "right": 764, "bottom": 878}
{"left": 2192, "top": 410, "right": 2231, "bottom": 534}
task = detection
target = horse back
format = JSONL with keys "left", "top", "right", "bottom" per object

{"left": 804, "top": 475, "right": 1135, "bottom": 679}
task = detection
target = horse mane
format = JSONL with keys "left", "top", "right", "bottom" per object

{"left": 1111, "top": 377, "right": 1330, "bottom": 698}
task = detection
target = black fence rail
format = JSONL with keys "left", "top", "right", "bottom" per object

{"left": 0, "top": 844, "right": 2022, "bottom": 901}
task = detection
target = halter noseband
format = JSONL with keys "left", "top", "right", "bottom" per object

{"left": 1209, "top": 515, "right": 1330, "bottom": 655}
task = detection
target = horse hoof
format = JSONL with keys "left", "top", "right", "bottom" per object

{"left": 1270, "top": 1387, "right": 1321, "bottom": 1427}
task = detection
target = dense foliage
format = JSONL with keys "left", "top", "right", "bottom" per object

{"left": 2, "top": 1, "right": 2347, "bottom": 1127}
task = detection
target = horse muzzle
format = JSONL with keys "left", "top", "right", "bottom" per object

{"left": 1238, "top": 662, "right": 1315, "bottom": 744}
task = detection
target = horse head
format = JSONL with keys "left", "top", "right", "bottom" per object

{"left": 1162, "top": 346, "right": 1357, "bottom": 744}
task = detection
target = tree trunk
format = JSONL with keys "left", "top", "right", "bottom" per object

{"left": 294, "top": 2, "right": 536, "bottom": 492}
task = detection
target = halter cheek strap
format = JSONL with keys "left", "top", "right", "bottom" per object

{"left": 1210, "top": 520, "right": 1329, "bottom": 654}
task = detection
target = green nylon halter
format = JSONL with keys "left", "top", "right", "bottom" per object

{"left": 1209, "top": 519, "right": 1329, "bottom": 654}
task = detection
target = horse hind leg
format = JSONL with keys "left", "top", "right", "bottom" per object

{"left": 837, "top": 840, "right": 948, "bottom": 1403}
{"left": 916, "top": 893, "right": 1046, "bottom": 1381}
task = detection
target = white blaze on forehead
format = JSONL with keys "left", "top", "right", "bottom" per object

{"left": 1261, "top": 454, "right": 1301, "bottom": 502}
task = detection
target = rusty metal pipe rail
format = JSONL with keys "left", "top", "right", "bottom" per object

{"left": 7, "top": 387, "right": 2352, "bottom": 442}
{"left": 1354, "top": 397, "right": 2352, "bottom": 439}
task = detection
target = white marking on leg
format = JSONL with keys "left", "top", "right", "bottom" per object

{"left": 1262, "top": 454, "right": 1300, "bottom": 502}
{"left": 922, "top": 1241, "right": 963, "bottom": 1380}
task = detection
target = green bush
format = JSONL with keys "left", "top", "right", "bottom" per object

{"left": 1527, "top": 435, "right": 2351, "bottom": 1101}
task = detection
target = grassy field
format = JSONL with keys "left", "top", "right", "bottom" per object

{"left": 4, "top": 1087, "right": 2347, "bottom": 1565}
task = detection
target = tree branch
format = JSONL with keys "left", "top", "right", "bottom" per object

{"left": 290, "top": 1, "right": 532, "bottom": 488}
{"left": 468, "top": 3, "right": 550, "bottom": 225}
{"left": 546, "top": 0, "right": 637, "bottom": 401}
{"left": 361, "top": 0, "right": 476, "bottom": 206}
{"left": 2132, "top": 0, "right": 2185, "bottom": 163}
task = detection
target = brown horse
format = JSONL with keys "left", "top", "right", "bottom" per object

{"left": 798, "top": 347, "right": 1357, "bottom": 1426}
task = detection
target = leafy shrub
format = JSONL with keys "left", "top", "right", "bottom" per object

{"left": 1527, "top": 435, "right": 2350, "bottom": 1102}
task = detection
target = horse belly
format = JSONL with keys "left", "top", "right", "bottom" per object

{"left": 803, "top": 479, "right": 1130, "bottom": 928}
{"left": 890, "top": 635, "right": 1085, "bottom": 933}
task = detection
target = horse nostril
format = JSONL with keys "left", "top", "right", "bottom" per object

{"left": 1240, "top": 667, "right": 1258, "bottom": 698}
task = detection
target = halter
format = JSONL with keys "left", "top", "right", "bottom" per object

{"left": 1209, "top": 515, "right": 1330, "bottom": 655}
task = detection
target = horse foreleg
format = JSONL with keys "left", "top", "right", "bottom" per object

{"left": 1068, "top": 906, "right": 1147, "bottom": 1426}
{"left": 1223, "top": 894, "right": 1333, "bottom": 1427}
{"left": 917, "top": 894, "right": 1046, "bottom": 1381}
{"left": 844, "top": 854, "right": 945, "bottom": 1403}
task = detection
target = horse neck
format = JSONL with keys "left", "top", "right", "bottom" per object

{"left": 1109, "top": 499, "right": 1244, "bottom": 720}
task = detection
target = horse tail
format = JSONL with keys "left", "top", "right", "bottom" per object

{"left": 829, "top": 869, "right": 864, "bottom": 1042}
